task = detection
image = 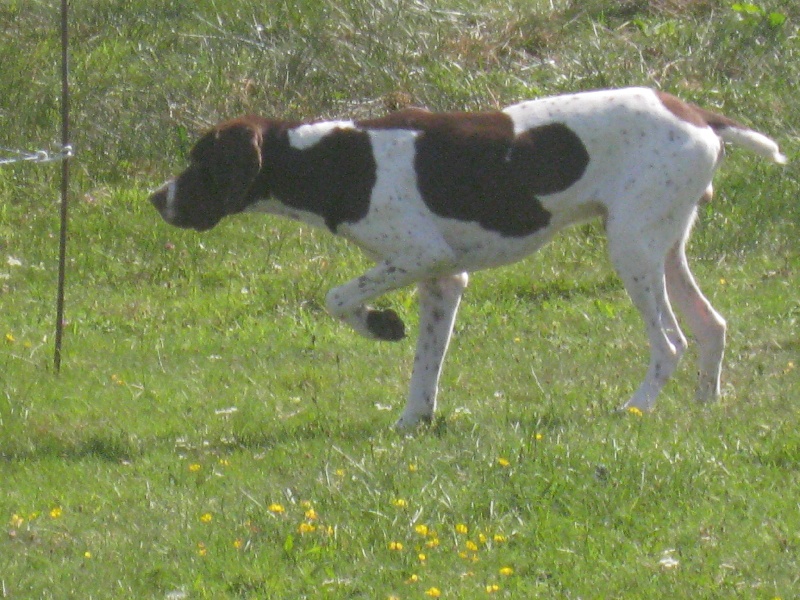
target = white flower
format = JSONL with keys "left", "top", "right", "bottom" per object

{"left": 659, "top": 549, "right": 679, "bottom": 569}
{"left": 6, "top": 256, "right": 22, "bottom": 267}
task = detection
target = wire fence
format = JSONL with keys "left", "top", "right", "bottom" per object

{"left": 0, "top": 145, "right": 73, "bottom": 166}
{"left": 2, "top": 0, "right": 72, "bottom": 372}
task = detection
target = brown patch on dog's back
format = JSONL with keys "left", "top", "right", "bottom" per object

{"left": 656, "top": 90, "right": 741, "bottom": 132}
{"left": 513, "top": 123, "right": 591, "bottom": 195}
{"left": 360, "top": 111, "right": 589, "bottom": 237}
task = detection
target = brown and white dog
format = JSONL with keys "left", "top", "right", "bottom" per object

{"left": 150, "top": 87, "right": 786, "bottom": 428}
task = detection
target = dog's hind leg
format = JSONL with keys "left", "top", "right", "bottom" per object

{"left": 395, "top": 273, "right": 469, "bottom": 429}
{"left": 665, "top": 236, "right": 726, "bottom": 403}
{"left": 606, "top": 219, "right": 688, "bottom": 412}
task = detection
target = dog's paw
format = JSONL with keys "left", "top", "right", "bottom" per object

{"left": 619, "top": 396, "right": 656, "bottom": 414}
{"left": 394, "top": 410, "right": 433, "bottom": 430}
{"left": 366, "top": 308, "right": 406, "bottom": 341}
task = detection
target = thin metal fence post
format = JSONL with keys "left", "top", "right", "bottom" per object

{"left": 54, "top": 0, "right": 70, "bottom": 372}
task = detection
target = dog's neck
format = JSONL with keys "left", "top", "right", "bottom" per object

{"left": 252, "top": 121, "right": 376, "bottom": 232}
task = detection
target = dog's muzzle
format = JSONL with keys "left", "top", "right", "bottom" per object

{"left": 150, "top": 180, "right": 175, "bottom": 223}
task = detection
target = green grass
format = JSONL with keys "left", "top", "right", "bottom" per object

{"left": 1, "top": 0, "right": 799, "bottom": 597}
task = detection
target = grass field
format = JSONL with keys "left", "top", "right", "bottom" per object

{"left": 1, "top": 0, "right": 799, "bottom": 597}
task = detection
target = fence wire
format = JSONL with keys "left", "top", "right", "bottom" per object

{"left": 0, "top": 145, "right": 74, "bottom": 166}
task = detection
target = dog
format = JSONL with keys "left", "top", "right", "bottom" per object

{"left": 150, "top": 87, "right": 786, "bottom": 428}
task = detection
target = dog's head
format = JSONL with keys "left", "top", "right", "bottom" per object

{"left": 150, "top": 118, "right": 263, "bottom": 231}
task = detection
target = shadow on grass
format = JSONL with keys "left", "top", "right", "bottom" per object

{"left": 222, "top": 417, "right": 384, "bottom": 452}
{"left": 0, "top": 395, "right": 656, "bottom": 464}
{"left": 495, "top": 273, "right": 622, "bottom": 305}
{"left": 0, "top": 418, "right": 385, "bottom": 464}
{"left": 0, "top": 431, "right": 142, "bottom": 463}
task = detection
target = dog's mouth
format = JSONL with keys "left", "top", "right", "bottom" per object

{"left": 149, "top": 180, "right": 175, "bottom": 219}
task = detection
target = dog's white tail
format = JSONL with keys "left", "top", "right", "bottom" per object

{"left": 717, "top": 126, "right": 787, "bottom": 164}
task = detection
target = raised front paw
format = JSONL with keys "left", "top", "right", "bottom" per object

{"left": 366, "top": 308, "right": 406, "bottom": 341}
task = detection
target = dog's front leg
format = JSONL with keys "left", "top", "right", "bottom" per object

{"left": 395, "top": 273, "right": 468, "bottom": 429}
{"left": 324, "top": 249, "right": 456, "bottom": 342}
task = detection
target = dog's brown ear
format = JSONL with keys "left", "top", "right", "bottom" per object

{"left": 193, "top": 121, "right": 263, "bottom": 214}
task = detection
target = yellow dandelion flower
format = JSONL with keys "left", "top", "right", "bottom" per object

{"left": 499, "top": 567, "right": 514, "bottom": 576}
{"left": 415, "top": 524, "right": 430, "bottom": 536}
{"left": 465, "top": 540, "right": 478, "bottom": 552}
{"left": 5, "top": 333, "right": 15, "bottom": 344}
{"left": 426, "top": 537, "right": 440, "bottom": 548}
{"left": 493, "top": 534, "right": 507, "bottom": 543}
{"left": 335, "top": 468, "right": 345, "bottom": 477}
{"left": 535, "top": 433, "right": 544, "bottom": 440}
{"left": 478, "top": 533, "right": 487, "bottom": 545}
{"left": 218, "top": 458, "right": 230, "bottom": 467}
{"left": 418, "top": 552, "right": 427, "bottom": 561}
{"left": 486, "top": 583, "right": 500, "bottom": 593}
{"left": 197, "top": 542, "right": 207, "bottom": 557}
{"left": 9, "top": 514, "right": 24, "bottom": 528}
{"left": 389, "top": 541, "right": 404, "bottom": 551}
{"left": 304, "top": 508, "right": 318, "bottom": 520}
{"left": 392, "top": 498, "right": 408, "bottom": 508}
{"left": 497, "top": 457, "right": 510, "bottom": 467}
{"left": 233, "top": 539, "right": 243, "bottom": 549}
{"left": 425, "top": 588, "right": 441, "bottom": 598}
{"left": 268, "top": 503, "right": 285, "bottom": 514}
{"left": 408, "top": 463, "right": 418, "bottom": 472}
{"left": 189, "top": 463, "right": 201, "bottom": 472}
{"left": 627, "top": 406, "right": 644, "bottom": 417}
{"left": 300, "top": 500, "right": 313, "bottom": 509}
{"left": 298, "top": 522, "right": 316, "bottom": 534}
{"left": 49, "top": 507, "right": 62, "bottom": 519}
{"left": 83, "top": 551, "right": 92, "bottom": 559}
{"left": 406, "top": 574, "right": 419, "bottom": 584}
{"left": 200, "top": 513, "right": 212, "bottom": 523}
{"left": 455, "top": 523, "right": 468, "bottom": 535}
